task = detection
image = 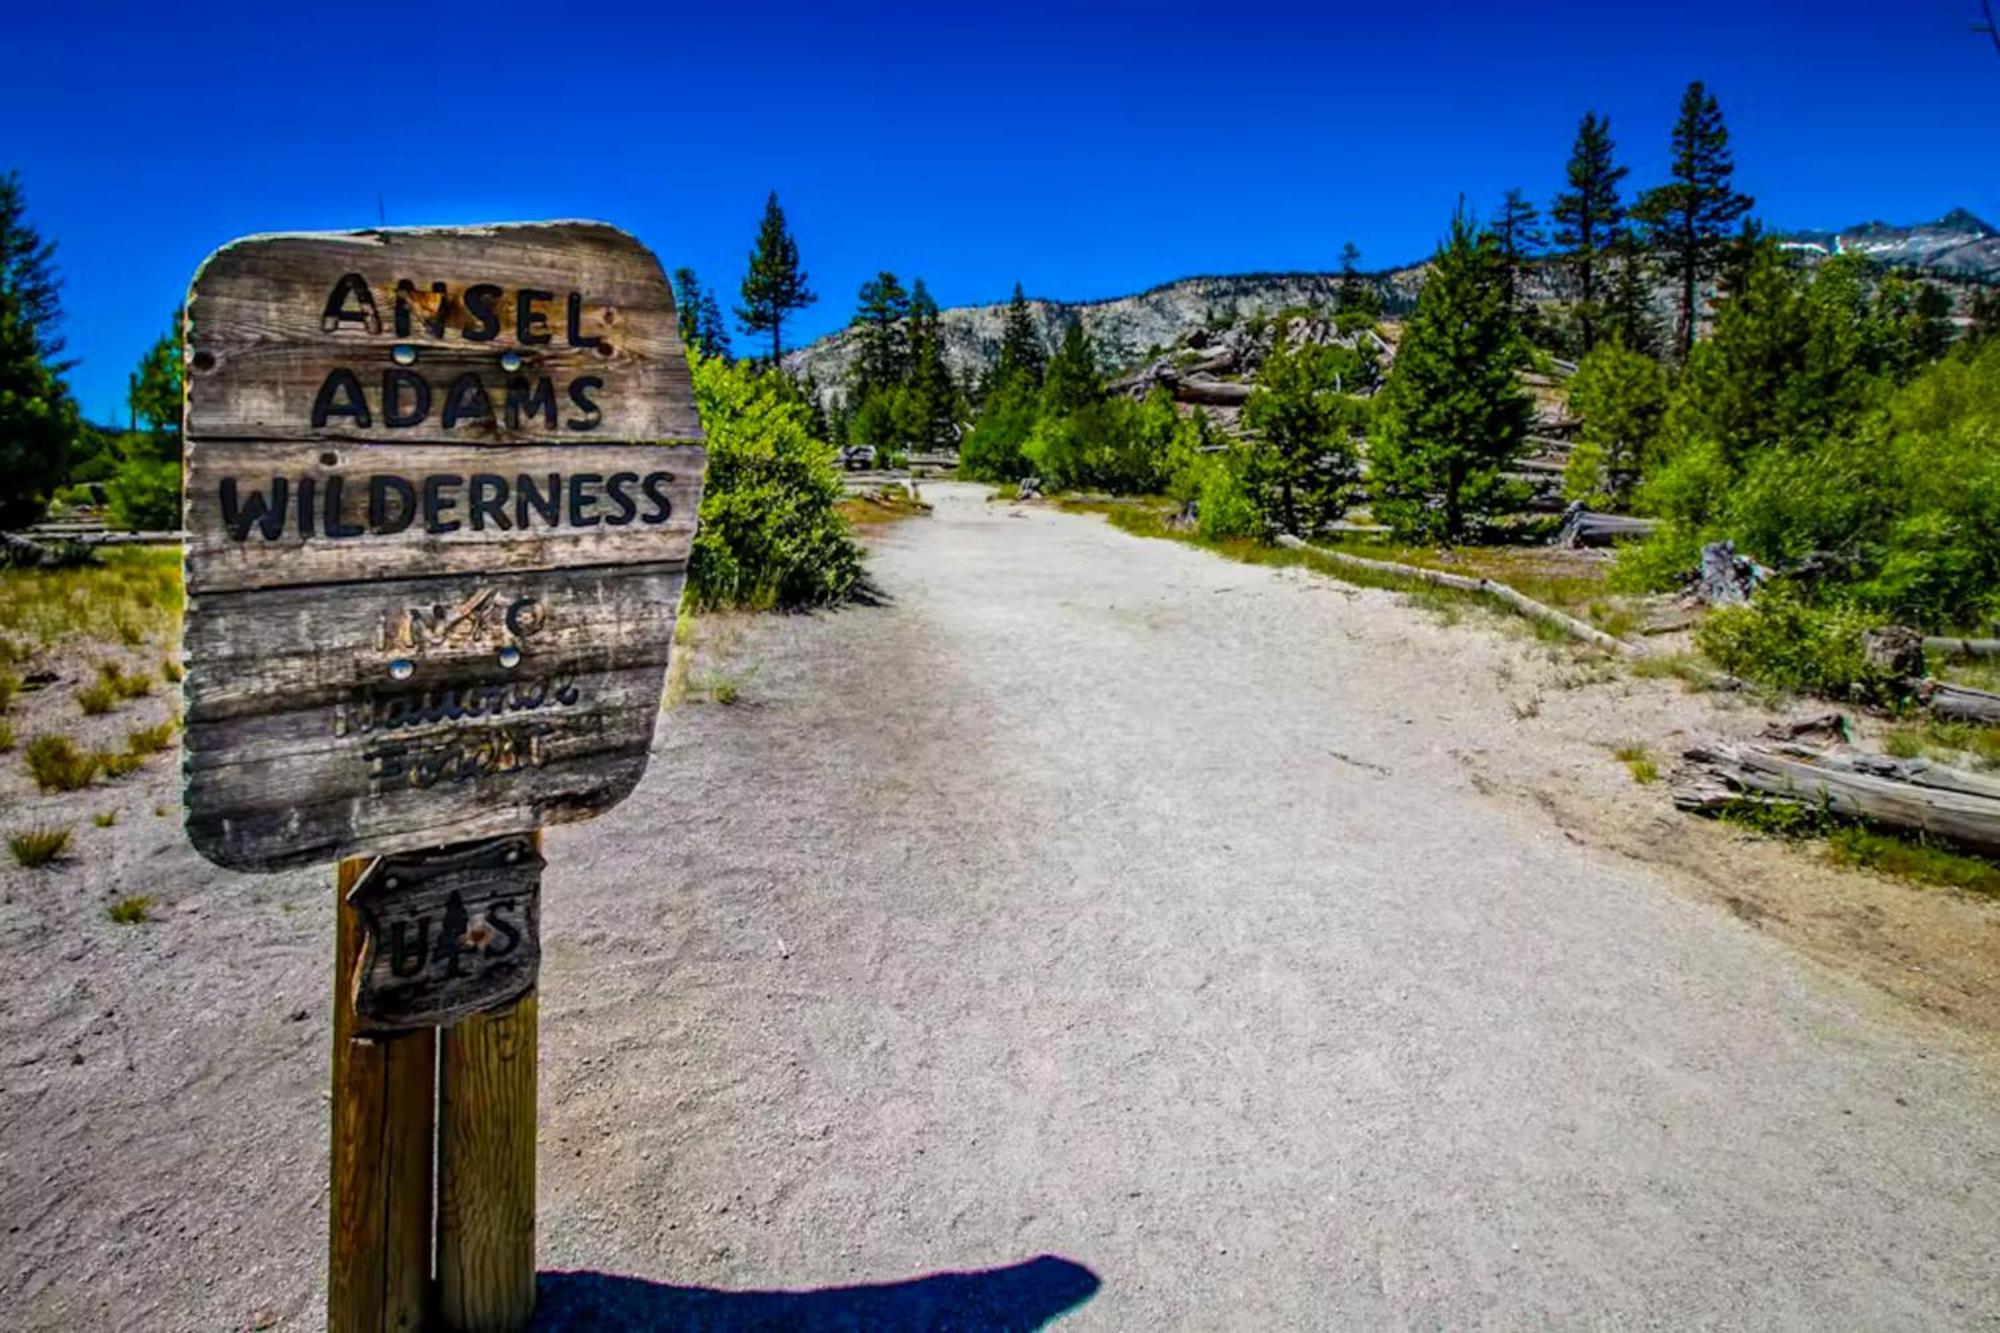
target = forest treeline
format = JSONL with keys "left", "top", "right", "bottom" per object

{"left": 939, "top": 81, "right": 2000, "bottom": 663}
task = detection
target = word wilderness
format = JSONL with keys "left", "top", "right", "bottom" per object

{"left": 218, "top": 469, "right": 679, "bottom": 541}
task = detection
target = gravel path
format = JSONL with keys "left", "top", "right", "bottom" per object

{"left": 3, "top": 482, "right": 1996, "bottom": 1329}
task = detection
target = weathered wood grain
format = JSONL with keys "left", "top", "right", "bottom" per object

{"left": 184, "top": 563, "right": 687, "bottom": 721}
{"left": 180, "top": 222, "right": 705, "bottom": 872}
{"left": 186, "top": 697, "right": 658, "bottom": 870}
{"left": 186, "top": 222, "right": 698, "bottom": 443}
{"left": 183, "top": 441, "right": 703, "bottom": 593}
{"left": 330, "top": 856, "right": 435, "bottom": 1333}
{"left": 1675, "top": 741, "right": 2000, "bottom": 856}
{"left": 439, "top": 989, "right": 538, "bottom": 1331}
{"left": 349, "top": 835, "right": 543, "bottom": 1033}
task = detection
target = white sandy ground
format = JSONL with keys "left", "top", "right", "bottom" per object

{"left": 2, "top": 481, "right": 1997, "bottom": 1330}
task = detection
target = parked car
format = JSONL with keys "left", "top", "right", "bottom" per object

{"left": 841, "top": 445, "right": 877, "bottom": 471}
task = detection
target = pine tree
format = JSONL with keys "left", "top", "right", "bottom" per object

{"left": 1242, "top": 341, "right": 1364, "bottom": 536}
{"left": 1369, "top": 212, "right": 1532, "bottom": 543}
{"left": 1040, "top": 319, "right": 1101, "bottom": 416}
{"left": 1634, "top": 81, "right": 1754, "bottom": 361}
{"left": 849, "top": 271, "right": 912, "bottom": 400}
{"left": 994, "top": 282, "right": 1045, "bottom": 389}
{"left": 1552, "top": 112, "right": 1629, "bottom": 352}
{"left": 673, "top": 267, "right": 709, "bottom": 353}
{"left": 1493, "top": 188, "right": 1545, "bottom": 315}
{"left": 1600, "top": 233, "right": 1659, "bottom": 356}
{"left": 1336, "top": 242, "right": 1379, "bottom": 317}
{"left": 698, "top": 288, "right": 730, "bottom": 359}
{"left": 0, "top": 284, "right": 77, "bottom": 527}
{"left": 735, "top": 190, "right": 816, "bottom": 364}
{"left": 907, "top": 279, "right": 960, "bottom": 450}
{"left": 0, "top": 171, "right": 66, "bottom": 367}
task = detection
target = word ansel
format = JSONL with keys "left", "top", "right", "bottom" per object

{"left": 311, "top": 273, "right": 613, "bottom": 432}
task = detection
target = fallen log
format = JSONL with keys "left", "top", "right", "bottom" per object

{"left": 1274, "top": 533, "right": 1643, "bottom": 657}
{"left": 1924, "top": 636, "right": 2000, "bottom": 660}
{"left": 1175, "top": 374, "right": 1255, "bottom": 406}
{"left": 1674, "top": 740, "right": 2000, "bottom": 856}
{"left": 1554, "top": 509, "right": 1660, "bottom": 549}
{"left": 1915, "top": 679, "right": 2000, "bottom": 726}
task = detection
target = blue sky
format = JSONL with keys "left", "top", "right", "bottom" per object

{"left": 11, "top": 0, "right": 1999, "bottom": 422}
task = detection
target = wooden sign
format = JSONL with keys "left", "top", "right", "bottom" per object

{"left": 180, "top": 222, "right": 705, "bottom": 870}
{"left": 348, "top": 834, "right": 542, "bottom": 1032}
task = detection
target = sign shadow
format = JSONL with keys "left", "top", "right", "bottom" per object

{"left": 532, "top": 1253, "right": 1099, "bottom": 1330}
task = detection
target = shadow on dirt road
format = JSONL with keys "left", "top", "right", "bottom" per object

{"left": 533, "top": 1253, "right": 1099, "bottom": 1331}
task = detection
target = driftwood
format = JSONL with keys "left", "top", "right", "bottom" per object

{"left": 1554, "top": 507, "right": 1660, "bottom": 549}
{"left": 1275, "top": 533, "right": 1643, "bottom": 657}
{"left": 1914, "top": 679, "right": 2000, "bottom": 725}
{"left": 1924, "top": 636, "right": 2000, "bottom": 660}
{"left": 1675, "top": 740, "right": 2000, "bottom": 856}
{"left": 1176, "top": 374, "right": 1255, "bottom": 406}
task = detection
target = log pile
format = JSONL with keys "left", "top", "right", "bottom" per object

{"left": 1674, "top": 734, "right": 2000, "bottom": 856}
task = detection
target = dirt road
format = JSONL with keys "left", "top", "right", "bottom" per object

{"left": 4, "top": 482, "right": 1997, "bottom": 1329}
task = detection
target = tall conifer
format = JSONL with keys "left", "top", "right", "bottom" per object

{"left": 995, "top": 282, "right": 1045, "bottom": 389}
{"left": 1552, "top": 113, "right": 1629, "bottom": 351}
{"left": 1493, "top": 188, "right": 1546, "bottom": 316}
{"left": 1370, "top": 213, "right": 1532, "bottom": 542}
{"left": 1634, "top": 81, "right": 1755, "bottom": 360}
{"left": 735, "top": 191, "right": 816, "bottom": 364}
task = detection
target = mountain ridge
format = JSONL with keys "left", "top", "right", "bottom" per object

{"left": 785, "top": 210, "right": 1998, "bottom": 395}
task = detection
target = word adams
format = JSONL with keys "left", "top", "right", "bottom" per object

{"left": 219, "top": 470, "right": 677, "bottom": 542}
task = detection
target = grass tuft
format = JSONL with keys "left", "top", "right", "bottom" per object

{"left": 8, "top": 825, "right": 71, "bottom": 868}
{"left": 1825, "top": 827, "right": 2000, "bottom": 898}
{"left": 93, "top": 810, "right": 118, "bottom": 828}
{"left": 25, "top": 734, "right": 99, "bottom": 791}
{"left": 99, "top": 750, "right": 144, "bottom": 779}
{"left": 106, "top": 895, "right": 153, "bottom": 925}
{"left": 126, "top": 721, "right": 175, "bottom": 756}
{"left": 160, "top": 656, "right": 184, "bottom": 684}
{"left": 76, "top": 682, "right": 118, "bottom": 715}
{"left": 0, "top": 718, "right": 13, "bottom": 753}
{"left": 1612, "top": 742, "right": 1660, "bottom": 784}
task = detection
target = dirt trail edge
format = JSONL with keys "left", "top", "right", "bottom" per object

{"left": 2, "top": 482, "right": 1996, "bottom": 1329}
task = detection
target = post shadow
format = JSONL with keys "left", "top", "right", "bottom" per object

{"left": 532, "top": 1253, "right": 1099, "bottom": 1331}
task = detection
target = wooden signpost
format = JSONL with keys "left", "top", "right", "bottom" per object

{"left": 180, "top": 222, "right": 705, "bottom": 1332}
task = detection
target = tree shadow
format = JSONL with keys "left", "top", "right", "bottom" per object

{"left": 533, "top": 1253, "right": 1098, "bottom": 1331}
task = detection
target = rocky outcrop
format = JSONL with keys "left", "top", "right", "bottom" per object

{"left": 785, "top": 208, "right": 1998, "bottom": 404}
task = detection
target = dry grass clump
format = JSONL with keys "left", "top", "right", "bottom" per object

{"left": 1612, "top": 742, "right": 1661, "bottom": 784}
{"left": 25, "top": 734, "right": 100, "bottom": 792}
{"left": 106, "top": 895, "right": 153, "bottom": 925}
{"left": 127, "top": 721, "right": 174, "bottom": 756}
{"left": 7, "top": 826, "right": 71, "bottom": 868}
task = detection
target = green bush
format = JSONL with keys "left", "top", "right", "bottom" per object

{"left": 959, "top": 376, "right": 1038, "bottom": 482}
{"left": 1563, "top": 337, "right": 1666, "bottom": 507}
{"left": 1693, "top": 587, "right": 1899, "bottom": 698}
{"left": 1195, "top": 456, "right": 1260, "bottom": 540}
{"left": 1619, "top": 249, "right": 1999, "bottom": 634}
{"left": 686, "top": 354, "right": 864, "bottom": 611}
{"left": 106, "top": 453, "right": 182, "bottom": 531}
